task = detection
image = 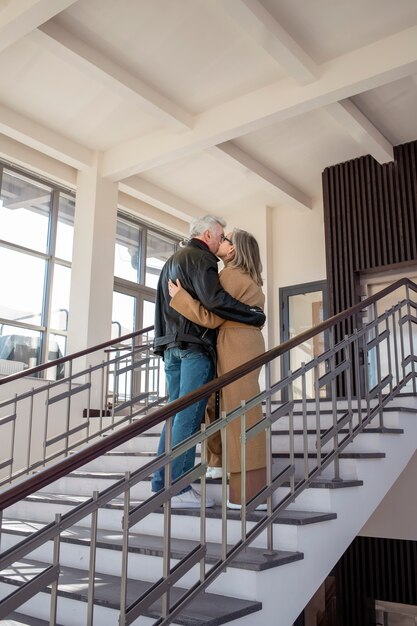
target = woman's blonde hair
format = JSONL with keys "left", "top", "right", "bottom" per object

{"left": 227, "top": 228, "right": 263, "bottom": 286}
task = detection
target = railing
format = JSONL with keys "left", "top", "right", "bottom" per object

{"left": 0, "top": 278, "right": 416, "bottom": 625}
{"left": 0, "top": 325, "right": 166, "bottom": 489}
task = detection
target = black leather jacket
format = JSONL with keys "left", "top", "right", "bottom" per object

{"left": 153, "top": 238, "right": 266, "bottom": 359}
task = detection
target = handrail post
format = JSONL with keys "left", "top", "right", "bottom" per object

{"left": 87, "top": 490, "right": 99, "bottom": 626}
{"left": 240, "top": 401, "right": 247, "bottom": 542}
{"left": 119, "top": 472, "right": 131, "bottom": 626}
{"left": 329, "top": 328, "right": 340, "bottom": 481}
{"left": 344, "top": 338, "right": 353, "bottom": 437}
{"left": 373, "top": 302, "right": 384, "bottom": 428}
{"left": 301, "top": 365, "right": 309, "bottom": 481}
{"left": 288, "top": 375, "right": 295, "bottom": 496}
{"left": 265, "top": 362, "right": 273, "bottom": 551}
{"left": 50, "top": 513, "right": 61, "bottom": 626}
{"left": 221, "top": 410, "right": 228, "bottom": 562}
{"left": 9, "top": 396, "right": 17, "bottom": 482}
{"left": 406, "top": 283, "right": 416, "bottom": 393}
{"left": 65, "top": 360, "right": 73, "bottom": 456}
{"left": 200, "top": 422, "right": 207, "bottom": 583}
{"left": 162, "top": 416, "right": 173, "bottom": 618}
{"left": 314, "top": 361, "right": 321, "bottom": 472}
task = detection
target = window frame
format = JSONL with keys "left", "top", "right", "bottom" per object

{"left": 0, "top": 160, "right": 75, "bottom": 371}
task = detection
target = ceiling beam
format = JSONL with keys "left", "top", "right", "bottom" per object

{"left": 102, "top": 24, "right": 417, "bottom": 181}
{"left": 0, "top": 134, "right": 77, "bottom": 187}
{"left": 325, "top": 99, "right": 393, "bottom": 163}
{"left": 30, "top": 21, "right": 193, "bottom": 132}
{"left": 0, "top": 103, "right": 93, "bottom": 170}
{"left": 118, "top": 192, "right": 189, "bottom": 235}
{"left": 119, "top": 177, "right": 203, "bottom": 221}
{"left": 0, "top": 0, "right": 78, "bottom": 53}
{"left": 220, "top": 0, "right": 317, "bottom": 84}
{"left": 211, "top": 143, "right": 312, "bottom": 211}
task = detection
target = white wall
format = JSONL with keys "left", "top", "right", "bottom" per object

{"left": 271, "top": 198, "right": 327, "bottom": 347}
{"left": 360, "top": 450, "right": 417, "bottom": 541}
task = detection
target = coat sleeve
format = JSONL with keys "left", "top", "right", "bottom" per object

{"left": 170, "top": 289, "right": 223, "bottom": 329}
{"left": 189, "top": 259, "right": 265, "bottom": 327}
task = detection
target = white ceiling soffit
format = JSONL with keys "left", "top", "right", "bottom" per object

{"left": 211, "top": 143, "right": 312, "bottom": 211}
{"left": 30, "top": 21, "right": 194, "bottom": 132}
{"left": 118, "top": 191, "right": 189, "bottom": 236}
{"left": 102, "top": 24, "right": 417, "bottom": 182}
{"left": 119, "top": 176, "right": 203, "bottom": 221}
{"left": 0, "top": 102, "right": 93, "bottom": 169}
{"left": 0, "top": 0, "right": 78, "bottom": 53}
{"left": 219, "top": 0, "right": 318, "bottom": 85}
{"left": 325, "top": 99, "right": 393, "bottom": 163}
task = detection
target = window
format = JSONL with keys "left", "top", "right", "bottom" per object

{"left": 0, "top": 163, "right": 75, "bottom": 378}
{"left": 112, "top": 214, "right": 180, "bottom": 339}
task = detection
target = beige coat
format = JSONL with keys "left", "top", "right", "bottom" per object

{"left": 170, "top": 266, "right": 266, "bottom": 473}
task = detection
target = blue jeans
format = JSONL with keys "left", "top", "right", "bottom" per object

{"left": 151, "top": 346, "right": 214, "bottom": 494}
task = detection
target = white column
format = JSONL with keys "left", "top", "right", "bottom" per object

{"left": 67, "top": 153, "right": 118, "bottom": 358}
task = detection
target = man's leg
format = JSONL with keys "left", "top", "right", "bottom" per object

{"left": 170, "top": 348, "right": 214, "bottom": 492}
{"left": 151, "top": 348, "right": 181, "bottom": 493}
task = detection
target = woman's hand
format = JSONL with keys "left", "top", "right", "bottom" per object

{"left": 168, "top": 278, "right": 183, "bottom": 298}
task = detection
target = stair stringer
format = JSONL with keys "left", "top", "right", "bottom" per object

{"left": 230, "top": 404, "right": 417, "bottom": 626}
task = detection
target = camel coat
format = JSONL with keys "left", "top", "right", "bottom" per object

{"left": 170, "top": 266, "right": 266, "bottom": 473}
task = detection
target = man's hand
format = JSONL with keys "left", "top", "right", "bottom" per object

{"left": 168, "top": 278, "right": 183, "bottom": 299}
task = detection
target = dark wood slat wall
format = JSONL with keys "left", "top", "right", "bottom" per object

{"left": 323, "top": 140, "right": 417, "bottom": 317}
{"left": 336, "top": 536, "right": 417, "bottom": 626}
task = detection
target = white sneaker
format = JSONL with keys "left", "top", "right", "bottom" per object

{"left": 227, "top": 499, "right": 267, "bottom": 511}
{"left": 206, "top": 466, "right": 223, "bottom": 480}
{"left": 171, "top": 487, "right": 214, "bottom": 509}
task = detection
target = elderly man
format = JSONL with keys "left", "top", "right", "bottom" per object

{"left": 152, "top": 215, "right": 265, "bottom": 508}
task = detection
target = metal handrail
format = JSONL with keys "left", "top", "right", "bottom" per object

{"left": 0, "top": 277, "right": 415, "bottom": 510}
{"left": 0, "top": 277, "right": 416, "bottom": 625}
{"left": 0, "top": 325, "right": 154, "bottom": 385}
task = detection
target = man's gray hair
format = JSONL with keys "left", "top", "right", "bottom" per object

{"left": 189, "top": 215, "right": 226, "bottom": 238}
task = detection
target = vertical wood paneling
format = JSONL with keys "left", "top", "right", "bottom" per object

{"left": 336, "top": 537, "right": 417, "bottom": 625}
{"left": 323, "top": 140, "right": 417, "bottom": 318}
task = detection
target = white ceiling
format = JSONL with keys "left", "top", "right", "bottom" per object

{"left": 1, "top": 0, "right": 417, "bottom": 221}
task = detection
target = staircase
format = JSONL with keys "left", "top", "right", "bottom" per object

{"left": 0, "top": 397, "right": 416, "bottom": 626}
{"left": 0, "top": 277, "right": 416, "bottom": 625}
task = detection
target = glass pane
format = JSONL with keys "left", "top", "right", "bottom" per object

{"left": 0, "top": 169, "right": 51, "bottom": 253}
{"left": 112, "top": 291, "right": 136, "bottom": 339}
{"left": 56, "top": 193, "right": 75, "bottom": 262}
{"left": 0, "top": 325, "right": 42, "bottom": 371}
{"left": 143, "top": 299, "right": 155, "bottom": 336}
{"left": 142, "top": 299, "right": 165, "bottom": 399}
{"left": 47, "top": 333, "right": 66, "bottom": 380}
{"left": 146, "top": 232, "right": 176, "bottom": 288}
{"left": 114, "top": 219, "right": 141, "bottom": 282}
{"left": 0, "top": 247, "right": 46, "bottom": 326}
{"left": 50, "top": 264, "right": 71, "bottom": 331}
{"left": 288, "top": 290, "right": 324, "bottom": 400}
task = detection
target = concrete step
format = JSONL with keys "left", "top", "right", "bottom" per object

{"left": 0, "top": 613, "right": 64, "bottom": 626}
{"left": 7, "top": 492, "right": 337, "bottom": 551}
{"left": 0, "top": 558, "right": 263, "bottom": 626}
{"left": 2, "top": 518, "right": 303, "bottom": 598}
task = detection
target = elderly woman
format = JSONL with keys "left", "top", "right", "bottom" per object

{"left": 168, "top": 228, "right": 266, "bottom": 509}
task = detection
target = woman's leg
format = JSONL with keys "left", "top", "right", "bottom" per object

{"left": 205, "top": 392, "right": 222, "bottom": 467}
{"left": 229, "top": 467, "right": 266, "bottom": 505}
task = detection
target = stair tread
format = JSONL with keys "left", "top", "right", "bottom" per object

{"left": 21, "top": 493, "right": 337, "bottom": 525}
{"left": 271, "top": 427, "right": 404, "bottom": 435}
{"left": 0, "top": 613, "right": 64, "bottom": 626}
{"left": 0, "top": 558, "right": 262, "bottom": 625}
{"left": 273, "top": 451, "right": 386, "bottom": 459}
{"left": 3, "top": 518, "right": 302, "bottom": 572}
{"left": 60, "top": 471, "right": 364, "bottom": 493}
{"left": 153, "top": 505, "right": 337, "bottom": 525}
{"left": 102, "top": 450, "right": 385, "bottom": 459}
